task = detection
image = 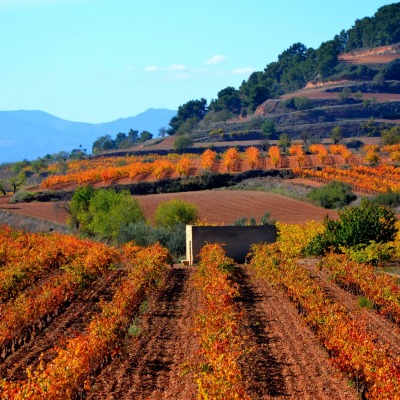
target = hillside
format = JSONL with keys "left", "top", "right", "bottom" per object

{"left": 153, "top": 55, "right": 400, "bottom": 151}
{"left": 151, "top": 3, "right": 400, "bottom": 150}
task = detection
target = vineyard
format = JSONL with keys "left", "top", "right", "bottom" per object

{"left": 38, "top": 145, "right": 365, "bottom": 191}
{"left": 29, "top": 143, "right": 400, "bottom": 197}
{"left": 296, "top": 164, "right": 400, "bottom": 193}
{"left": 1, "top": 221, "right": 400, "bottom": 398}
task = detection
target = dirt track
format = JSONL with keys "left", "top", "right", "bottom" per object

{"left": 87, "top": 266, "right": 199, "bottom": 400}
{"left": 71, "top": 263, "right": 360, "bottom": 400}
{"left": 302, "top": 259, "right": 400, "bottom": 358}
{"left": 236, "top": 266, "right": 357, "bottom": 400}
{"left": 4, "top": 260, "right": 396, "bottom": 398}
{"left": 86, "top": 264, "right": 358, "bottom": 399}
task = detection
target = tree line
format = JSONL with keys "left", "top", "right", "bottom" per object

{"left": 92, "top": 129, "right": 154, "bottom": 154}
{"left": 167, "top": 3, "right": 400, "bottom": 135}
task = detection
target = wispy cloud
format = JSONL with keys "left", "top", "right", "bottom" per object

{"left": 169, "top": 64, "right": 187, "bottom": 72}
{"left": 144, "top": 65, "right": 164, "bottom": 72}
{"left": 230, "top": 67, "right": 255, "bottom": 75}
{"left": 144, "top": 64, "right": 188, "bottom": 73}
{"left": 144, "top": 59, "right": 253, "bottom": 81}
{"left": 204, "top": 54, "right": 226, "bottom": 65}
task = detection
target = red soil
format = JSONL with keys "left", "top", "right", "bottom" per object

{"left": 134, "top": 190, "right": 337, "bottom": 225}
{"left": 86, "top": 266, "right": 199, "bottom": 400}
{"left": 0, "top": 196, "right": 70, "bottom": 225}
{"left": 0, "top": 269, "right": 124, "bottom": 381}
{"left": 0, "top": 190, "right": 337, "bottom": 226}
{"left": 83, "top": 264, "right": 358, "bottom": 399}
{"left": 237, "top": 266, "right": 357, "bottom": 399}
{"left": 3, "top": 256, "right": 395, "bottom": 398}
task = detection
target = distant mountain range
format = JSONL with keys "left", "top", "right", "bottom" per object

{"left": 0, "top": 108, "right": 176, "bottom": 163}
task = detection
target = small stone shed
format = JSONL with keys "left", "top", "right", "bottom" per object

{"left": 186, "top": 224, "right": 277, "bottom": 265}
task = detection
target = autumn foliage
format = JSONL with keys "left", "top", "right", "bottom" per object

{"left": 268, "top": 145, "right": 280, "bottom": 167}
{"left": 297, "top": 164, "right": 400, "bottom": 193}
{"left": 245, "top": 146, "right": 260, "bottom": 169}
{"left": 249, "top": 242, "right": 400, "bottom": 399}
{"left": 0, "top": 242, "right": 171, "bottom": 399}
{"left": 192, "top": 244, "right": 250, "bottom": 400}
{"left": 200, "top": 149, "right": 217, "bottom": 171}
{"left": 309, "top": 144, "right": 328, "bottom": 162}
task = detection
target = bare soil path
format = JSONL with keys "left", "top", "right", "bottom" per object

{"left": 236, "top": 265, "right": 358, "bottom": 400}
{"left": 87, "top": 266, "right": 199, "bottom": 400}
{"left": 0, "top": 263, "right": 365, "bottom": 399}
{"left": 0, "top": 269, "right": 124, "bottom": 381}
{"left": 302, "top": 259, "right": 400, "bottom": 358}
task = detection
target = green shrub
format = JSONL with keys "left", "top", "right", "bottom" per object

{"left": 307, "top": 180, "right": 356, "bottom": 209}
{"left": 358, "top": 296, "right": 374, "bottom": 309}
{"left": 232, "top": 211, "right": 276, "bottom": 226}
{"left": 10, "top": 191, "right": 36, "bottom": 203}
{"left": 294, "top": 96, "right": 313, "bottom": 110}
{"left": 345, "top": 241, "right": 395, "bottom": 266}
{"left": 209, "top": 128, "right": 224, "bottom": 136}
{"left": 260, "top": 211, "right": 276, "bottom": 225}
{"left": 155, "top": 199, "right": 198, "bottom": 228}
{"left": 87, "top": 189, "right": 144, "bottom": 240}
{"left": 306, "top": 200, "right": 397, "bottom": 256}
{"left": 173, "top": 135, "right": 194, "bottom": 152}
{"left": 117, "top": 221, "right": 154, "bottom": 247}
{"left": 68, "top": 186, "right": 145, "bottom": 241}
{"left": 233, "top": 217, "right": 248, "bottom": 226}
{"left": 68, "top": 185, "right": 96, "bottom": 232}
{"left": 118, "top": 222, "right": 186, "bottom": 257}
{"left": 370, "top": 190, "right": 400, "bottom": 209}
{"left": 346, "top": 139, "right": 364, "bottom": 149}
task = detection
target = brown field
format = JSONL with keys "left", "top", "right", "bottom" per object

{"left": 0, "top": 260, "right": 362, "bottom": 399}
{"left": 1, "top": 183, "right": 398, "bottom": 398}
{"left": 81, "top": 264, "right": 359, "bottom": 400}
{"left": 0, "top": 196, "right": 69, "bottom": 225}
{"left": 134, "top": 190, "right": 337, "bottom": 225}
{"left": 0, "top": 189, "right": 337, "bottom": 226}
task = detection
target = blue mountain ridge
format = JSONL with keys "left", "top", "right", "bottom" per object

{"left": 0, "top": 108, "right": 176, "bottom": 163}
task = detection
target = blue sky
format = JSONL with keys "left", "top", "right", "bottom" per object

{"left": 0, "top": 0, "right": 395, "bottom": 123}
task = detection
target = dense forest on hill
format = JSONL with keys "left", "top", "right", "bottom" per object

{"left": 166, "top": 3, "right": 400, "bottom": 136}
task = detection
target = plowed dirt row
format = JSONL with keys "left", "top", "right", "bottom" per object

{"left": 87, "top": 266, "right": 199, "bottom": 400}
{"left": 88, "top": 265, "right": 357, "bottom": 399}
{"left": 236, "top": 266, "right": 357, "bottom": 400}
{"left": 302, "top": 259, "right": 400, "bottom": 357}
{"left": 0, "top": 269, "right": 124, "bottom": 382}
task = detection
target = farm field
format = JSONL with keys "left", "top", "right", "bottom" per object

{"left": 0, "top": 227, "right": 362, "bottom": 399}
{"left": 0, "top": 189, "right": 337, "bottom": 226}
{"left": 4, "top": 225, "right": 400, "bottom": 398}
{"left": 5, "top": 142, "right": 400, "bottom": 228}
